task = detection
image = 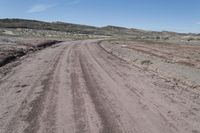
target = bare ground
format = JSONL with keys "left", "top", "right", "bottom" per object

{"left": 0, "top": 40, "right": 200, "bottom": 133}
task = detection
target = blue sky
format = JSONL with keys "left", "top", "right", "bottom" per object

{"left": 0, "top": 0, "right": 200, "bottom": 33}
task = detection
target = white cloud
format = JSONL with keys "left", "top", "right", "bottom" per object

{"left": 28, "top": 4, "right": 55, "bottom": 13}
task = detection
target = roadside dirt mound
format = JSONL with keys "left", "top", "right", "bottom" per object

{"left": 0, "top": 39, "right": 62, "bottom": 67}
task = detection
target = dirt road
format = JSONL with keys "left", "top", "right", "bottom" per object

{"left": 0, "top": 40, "right": 200, "bottom": 133}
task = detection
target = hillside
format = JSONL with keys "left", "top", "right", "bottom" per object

{"left": 0, "top": 18, "right": 200, "bottom": 44}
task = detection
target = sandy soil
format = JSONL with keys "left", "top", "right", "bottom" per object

{"left": 0, "top": 40, "right": 200, "bottom": 133}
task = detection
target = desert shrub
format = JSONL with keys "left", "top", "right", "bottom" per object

{"left": 141, "top": 60, "right": 153, "bottom": 65}
{"left": 156, "top": 36, "right": 160, "bottom": 40}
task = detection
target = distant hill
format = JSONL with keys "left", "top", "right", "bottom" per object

{"left": 0, "top": 18, "right": 180, "bottom": 35}
{"left": 0, "top": 18, "right": 199, "bottom": 42}
{"left": 0, "top": 18, "right": 104, "bottom": 35}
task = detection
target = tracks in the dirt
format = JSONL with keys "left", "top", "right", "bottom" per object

{"left": 23, "top": 42, "right": 67, "bottom": 133}
{"left": 3, "top": 42, "right": 67, "bottom": 133}
{"left": 79, "top": 56, "right": 122, "bottom": 133}
{"left": 1, "top": 40, "right": 200, "bottom": 133}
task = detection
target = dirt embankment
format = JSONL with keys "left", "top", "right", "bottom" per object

{"left": 0, "top": 37, "right": 62, "bottom": 67}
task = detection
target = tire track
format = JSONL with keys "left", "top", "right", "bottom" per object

{"left": 69, "top": 43, "right": 103, "bottom": 133}
{"left": 4, "top": 44, "right": 67, "bottom": 133}
{"left": 24, "top": 44, "right": 69, "bottom": 133}
{"left": 79, "top": 54, "right": 123, "bottom": 133}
